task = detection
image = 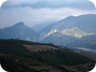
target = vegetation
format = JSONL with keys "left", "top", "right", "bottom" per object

{"left": 0, "top": 39, "right": 95, "bottom": 72}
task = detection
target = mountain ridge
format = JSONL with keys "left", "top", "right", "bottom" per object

{"left": 0, "top": 14, "right": 96, "bottom": 49}
{"left": 0, "top": 22, "right": 37, "bottom": 41}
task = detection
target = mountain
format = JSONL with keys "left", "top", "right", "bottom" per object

{"left": 81, "top": 35, "right": 96, "bottom": 49}
{"left": 0, "top": 22, "right": 37, "bottom": 41}
{"left": 42, "top": 32, "right": 96, "bottom": 49}
{"left": 0, "top": 14, "right": 96, "bottom": 49}
{"left": 38, "top": 14, "right": 96, "bottom": 49}
{"left": 39, "top": 14, "right": 96, "bottom": 38}
{"left": 66, "top": 35, "right": 96, "bottom": 49}
{"left": 81, "top": 35, "right": 96, "bottom": 43}
{"left": 52, "top": 14, "right": 96, "bottom": 33}
{"left": 41, "top": 32, "right": 79, "bottom": 46}
{"left": 38, "top": 24, "right": 54, "bottom": 41}
{"left": 75, "top": 14, "right": 96, "bottom": 33}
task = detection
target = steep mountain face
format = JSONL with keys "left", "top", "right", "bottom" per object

{"left": 0, "top": 22, "right": 37, "bottom": 41}
{"left": 52, "top": 14, "right": 96, "bottom": 33}
{"left": 60, "top": 26, "right": 93, "bottom": 38}
{"left": 39, "top": 26, "right": 92, "bottom": 42}
{"left": 38, "top": 24, "right": 54, "bottom": 41}
{"left": 39, "top": 14, "right": 96, "bottom": 49}
{"left": 75, "top": 14, "right": 96, "bottom": 33}
{"left": 39, "top": 14, "right": 96, "bottom": 38}
{"left": 41, "top": 32, "right": 79, "bottom": 46}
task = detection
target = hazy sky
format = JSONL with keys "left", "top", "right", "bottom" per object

{"left": 0, "top": 0, "right": 96, "bottom": 28}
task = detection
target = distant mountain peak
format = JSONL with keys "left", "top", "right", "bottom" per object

{"left": 13, "top": 22, "right": 25, "bottom": 27}
{"left": 0, "top": 22, "right": 37, "bottom": 41}
{"left": 18, "top": 22, "right": 24, "bottom": 25}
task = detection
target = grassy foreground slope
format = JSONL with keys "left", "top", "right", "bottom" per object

{"left": 0, "top": 39, "right": 95, "bottom": 72}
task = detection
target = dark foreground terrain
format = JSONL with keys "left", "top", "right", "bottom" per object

{"left": 0, "top": 39, "right": 95, "bottom": 72}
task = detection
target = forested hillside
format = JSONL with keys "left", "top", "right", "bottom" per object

{"left": 0, "top": 39, "right": 95, "bottom": 72}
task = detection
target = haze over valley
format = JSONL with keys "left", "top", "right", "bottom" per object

{"left": 0, "top": 14, "right": 96, "bottom": 50}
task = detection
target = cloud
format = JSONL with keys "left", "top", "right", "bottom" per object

{"left": 2, "top": 0, "right": 95, "bottom": 10}
{"left": 0, "top": 7, "right": 96, "bottom": 28}
{"left": 0, "top": 0, "right": 96, "bottom": 28}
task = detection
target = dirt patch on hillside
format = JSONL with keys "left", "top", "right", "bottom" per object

{"left": 23, "top": 44, "right": 57, "bottom": 52}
